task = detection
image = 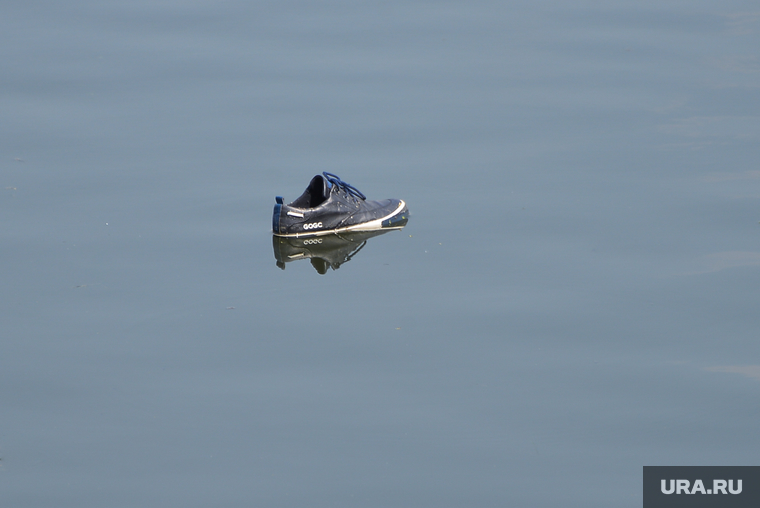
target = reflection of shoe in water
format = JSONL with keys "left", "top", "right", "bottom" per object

{"left": 272, "top": 172, "right": 409, "bottom": 237}
{"left": 272, "top": 229, "right": 405, "bottom": 274}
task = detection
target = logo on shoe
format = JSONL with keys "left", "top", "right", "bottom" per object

{"left": 303, "top": 222, "right": 323, "bottom": 230}
{"left": 304, "top": 238, "right": 322, "bottom": 245}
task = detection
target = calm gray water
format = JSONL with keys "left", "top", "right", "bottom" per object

{"left": 2, "top": 1, "right": 759, "bottom": 506}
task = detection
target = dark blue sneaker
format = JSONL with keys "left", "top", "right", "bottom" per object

{"left": 272, "top": 172, "right": 408, "bottom": 237}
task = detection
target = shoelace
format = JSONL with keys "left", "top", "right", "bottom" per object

{"left": 323, "top": 172, "right": 367, "bottom": 201}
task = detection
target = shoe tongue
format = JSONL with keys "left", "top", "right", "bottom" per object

{"left": 307, "top": 174, "right": 331, "bottom": 202}
{"left": 320, "top": 174, "right": 332, "bottom": 199}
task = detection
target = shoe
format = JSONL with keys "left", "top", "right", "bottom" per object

{"left": 272, "top": 172, "right": 408, "bottom": 237}
{"left": 272, "top": 230, "right": 398, "bottom": 274}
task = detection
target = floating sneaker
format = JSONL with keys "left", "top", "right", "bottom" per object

{"left": 273, "top": 230, "right": 398, "bottom": 274}
{"left": 272, "top": 172, "right": 408, "bottom": 237}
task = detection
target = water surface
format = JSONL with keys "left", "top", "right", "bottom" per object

{"left": 2, "top": 1, "right": 760, "bottom": 506}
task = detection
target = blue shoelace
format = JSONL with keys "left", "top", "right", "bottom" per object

{"left": 323, "top": 172, "right": 367, "bottom": 201}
